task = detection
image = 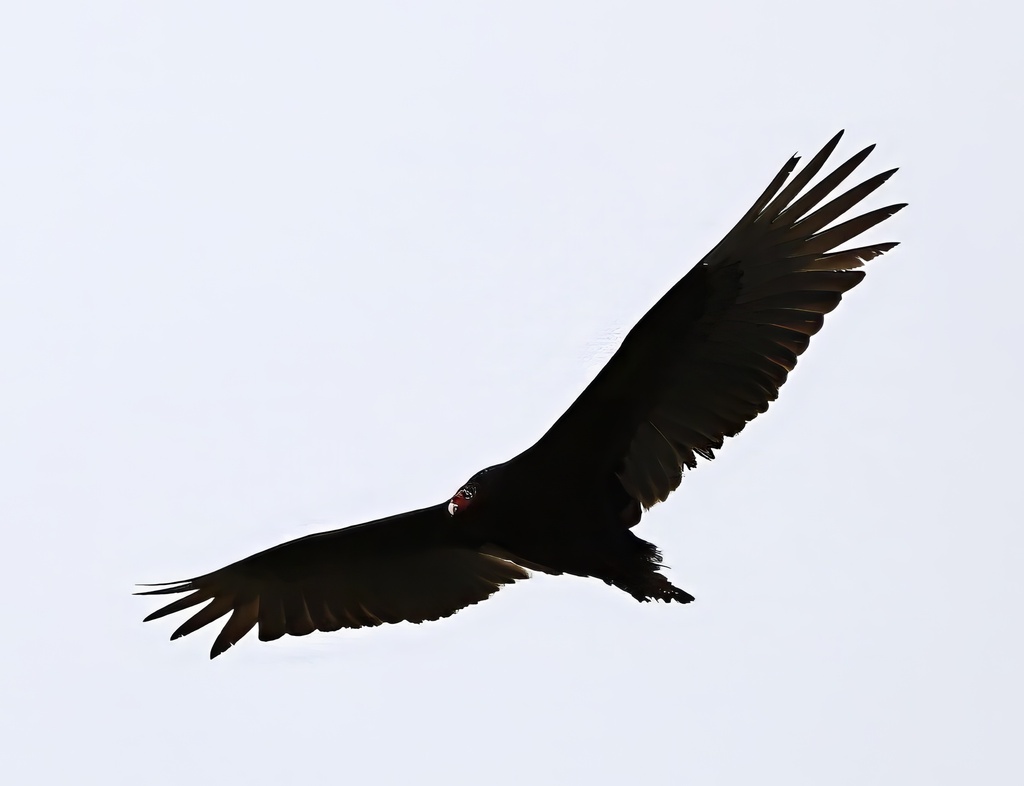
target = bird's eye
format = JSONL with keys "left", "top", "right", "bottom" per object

{"left": 462, "top": 488, "right": 474, "bottom": 500}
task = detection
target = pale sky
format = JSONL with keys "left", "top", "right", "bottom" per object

{"left": 2, "top": 3, "right": 1022, "bottom": 785}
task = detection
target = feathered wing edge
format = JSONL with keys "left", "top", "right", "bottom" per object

{"left": 137, "top": 547, "right": 529, "bottom": 658}
{"left": 617, "top": 131, "right": 905, "bottom": 507}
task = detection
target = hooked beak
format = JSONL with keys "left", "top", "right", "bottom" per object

{"left": 447, "top": 488, "right": 472, "bottom": 516}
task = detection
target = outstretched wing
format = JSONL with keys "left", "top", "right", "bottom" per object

{"left": 526, "top": 131, "right": 905, "bottom": 508}
{"left": 138, "top": 505, "right": 528, "bottom": 658}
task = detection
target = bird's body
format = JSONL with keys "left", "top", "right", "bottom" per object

{"left": 140, "top": 131, "right": 904, "bottom": 657}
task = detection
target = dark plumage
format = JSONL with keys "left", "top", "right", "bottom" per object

{"left": 139, "top": 131, "right": 904, "bottom": 658}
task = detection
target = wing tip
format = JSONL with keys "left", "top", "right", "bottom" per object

{"left": 134, "top": 579, "right": 197, "bottom": 596}
{"left": 809, "top": 129, "right": 845, "bottom": 159}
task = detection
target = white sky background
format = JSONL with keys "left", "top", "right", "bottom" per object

{"left": 2, "top": 2, "right": 1022, "bottom": 784}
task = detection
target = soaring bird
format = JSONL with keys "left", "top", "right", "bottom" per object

{"left": 140, "top": 131, "right": 903, "bottom": 658}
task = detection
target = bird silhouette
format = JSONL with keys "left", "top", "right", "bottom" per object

{"left": 139, "top": 131, "right": 904, "bottom": 658}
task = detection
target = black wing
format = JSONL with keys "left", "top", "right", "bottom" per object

{"left": 525, "top": 131, "right": 905, "bottom": 508}
{"left": 138, "top": 505, "right": 528, "bottom": 658}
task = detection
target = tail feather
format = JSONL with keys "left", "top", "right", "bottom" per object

{"left": 601, "top": 533, "right": 695, "bottom": 604}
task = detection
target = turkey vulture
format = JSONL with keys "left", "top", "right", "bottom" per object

{"left": 139, "top": 131, "right": 903, "bottom": 658}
